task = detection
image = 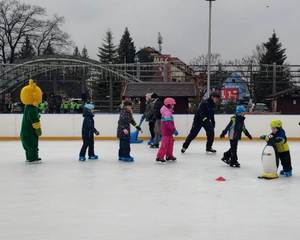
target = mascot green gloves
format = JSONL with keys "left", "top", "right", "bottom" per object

{"left": 20, "top": 80, "right": 43, "bottom": 163}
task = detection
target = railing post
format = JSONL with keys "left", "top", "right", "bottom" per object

{"left": 272, "top": 62, "right": 277, "bottom": 95}
{"left": 163, "top": 62, "right": 168, "bottom": 82}
{"left": 136, "top": 62, "right": 141, "bottom": 81}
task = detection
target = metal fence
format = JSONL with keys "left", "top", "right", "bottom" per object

{"left": 0, "top": 59, "right": 299, "bottom": 113}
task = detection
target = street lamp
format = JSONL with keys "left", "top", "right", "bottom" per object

{"left": 205, "top": 0, "right": 216, "bottom": 97}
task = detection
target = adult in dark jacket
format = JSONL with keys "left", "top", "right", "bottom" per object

{"left": 142, "top": 93, "right": 155, "bottom": 144}
{"left": 150, "top": 93, "right": 163, "bottom": 148}
{"left": 79, "top": 104, "right": 99, "bottom": 161}
{"left": 181, "top": 92, "right": 221, "bottom": 153}
{"left": 117, "top": 100, "right": 141, "bottom": 162}
{"left": 220, "top": 105, "right": 252, "bottom": 167}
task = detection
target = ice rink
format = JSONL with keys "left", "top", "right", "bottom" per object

{"left": 0, "top": 140, "right": 300, "bottom": 240}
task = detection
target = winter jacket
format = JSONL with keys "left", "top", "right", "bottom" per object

{"left": 264, "top": 128, "right": 289, "bottom": 153}
{"left": 153, "top": 98, "right": 163, "bottom": 120}
{"left": 221, "top": 115, "right": 251, "bottom": 141}
{"left": 117, "top": 109, "right": 137, "bottom": 138}
{"left": 194, "top": 98, "right": 216, "bottom": 127}
{"left": 143, "top": 100, "right": 155, "bottom": 122}
{"left": 82, "top": 109, "right": 98, "bottom": 138}
{"left": 160, "top": 105, "right": 176, "bottom": 136}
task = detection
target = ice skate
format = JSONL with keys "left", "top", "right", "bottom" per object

{"left": 166, "top": 156, "right": 177, "bottom": 162}
{"left": 150, "top": 144, "right": 159, "bottom": 149}
{"left": 119, "top": 156, "right": 134, "bottom": 162}
{"left": 26, "top": 158, "right": 42, "bottom": 164}
{"left": 181, "top": 147, "right": 186, "bottom": 154}
{"left": 206, "top": 148, "right": 217, "bottom": 154}
{"left": 221, "top": 156, "right": 231, "bottom": 165}
{"left": 79, "top": 156, "right": 86, "bottom": 161}
{"left": 88, "top": 155, "right": 99, "bottom": 160}
{"left": 283, "top": 170, "right": 293, "bottom": 177}
{"left": 229, "top": 161, "right": 240, "bottom": 168}
{"left": 156, "top": 158, "right": 166, "bottom": 163}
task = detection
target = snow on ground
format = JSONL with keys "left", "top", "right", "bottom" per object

{"left": 0, "top": 140, "right": 300, "bottom": 240}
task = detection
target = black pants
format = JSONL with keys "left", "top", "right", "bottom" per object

{"left": 119, "top": 137, "right": 131, "bottom": 158}
{"left": 278, "top": 151, "right": 292, "bottom": 172}
{"left": 223, "top": 140, "right": 239, "bottom": 163}
{"left": 183, "top": 121, "right": 214, "bottom": 150}
{"left": 80, "top": 137, "right": 95, "bottom": 157}
{"left": 149, "top": 121, "right": 155, "bottom": 140}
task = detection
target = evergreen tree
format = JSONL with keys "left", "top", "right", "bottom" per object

{"left": 118, "top": 27, "right": 136, "bottom": 63}
{"left": 43, "top": 42, "right": 55, "bottom": 55}
{"left": 98, "top": 30, "right": 118, "bottom": 64}
{"left": 73, "top": 46, "right": 81, "bottom": 57}
{"left": 253, "top": 32, "right": 290, "bottom": 102}
{"left": 19, "top": 35, "right": 36, "bottom": 60}
{"left": 82, "top": 46, "right": 89, "bottom": 59}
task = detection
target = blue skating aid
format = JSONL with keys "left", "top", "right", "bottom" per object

{"left": 130, "top": 117, "right": 144, "bottom": 144}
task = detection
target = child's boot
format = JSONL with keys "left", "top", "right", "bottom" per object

{"left": 79, "top": 156, "right": 86, "bottom": 161}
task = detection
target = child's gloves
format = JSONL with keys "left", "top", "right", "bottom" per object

{"left": 220, "top": 131, "right": 226, "bottom": 138}
{"left": 248, "top": 135, "right": 253, "bottom": 140}
{"left": 95, "top": 130, "right": 100, "bottom": 136}
{"left": 35, "top": 128, "right": 42, "bottom": 137}
{"left": 174, "top": 130, "right": 179, "bottom": 136}
{"left": 123, "top": 129, "right": 129, "bottom": 135}
{"left": 135, "top": 126, "right": 142, "bottom": 131}
{"left": 260, "top": 135, "right": 267, "bottom": 140}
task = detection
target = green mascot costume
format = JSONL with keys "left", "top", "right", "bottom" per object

{"left": 20, "top": 80, "right": 43, "bottom": 163}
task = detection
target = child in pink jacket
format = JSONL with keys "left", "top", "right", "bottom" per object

{"left": 156, "top": 98, "right": 178, "bottom": 163}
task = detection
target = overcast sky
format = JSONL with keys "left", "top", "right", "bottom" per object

{"left": 27, "top": 0, "right": 299, "bottom": 64}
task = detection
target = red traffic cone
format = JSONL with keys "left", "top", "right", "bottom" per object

{"left": 216, "top": 176, "right": 226, "bottom": 182}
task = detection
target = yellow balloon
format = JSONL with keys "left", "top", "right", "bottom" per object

{"left": 20, "top": 79, "right": 43, "bottom": 107}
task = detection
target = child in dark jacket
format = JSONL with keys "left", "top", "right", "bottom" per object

{"left": 220, "top": 105, "right": 252, "bottom": 167}
{"left": 79, "top": 104, "right": 99, "bottom": 161}
{"left": 260, "top": 120, "right": 293, "bottom": 177}
{"left": 117, "top": 101, "right": 141, "bottom": 162}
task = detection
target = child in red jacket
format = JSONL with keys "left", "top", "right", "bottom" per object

{"left": 156, "top": 98, "right": 178, "bottom": 163}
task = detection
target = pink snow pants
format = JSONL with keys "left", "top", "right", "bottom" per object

{"left": 157, "top": 136, "right": 174, "bottom": 159}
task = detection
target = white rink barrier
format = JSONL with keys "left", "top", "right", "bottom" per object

{"left": 0, "top": 114, "right": 299, "bottom": 140}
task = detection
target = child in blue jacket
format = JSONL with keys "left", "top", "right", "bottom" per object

{"left": 220, "top": 105, "right": 252, "bottom": 167}
{"left": 79, "top": 103, "right": 99, "bottom": 161}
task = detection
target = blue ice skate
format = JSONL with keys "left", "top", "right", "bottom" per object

{"left": 284, "top": 170, "right": 293, "bottom": 177}
{"left": 148, "top": 139, "right": 154, "bottom": 145}
{"left": 79, "top": 156, "right": 86, "bottom": 161}
{"left": 89, "top": 155, "right": 99, "bottom": 160}
{"left": 119, "top": 156, "right": 134, "bottom": 162}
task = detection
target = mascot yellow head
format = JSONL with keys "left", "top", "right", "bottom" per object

{"left": 20, "top": 79, "right": 43, "bottom": 107}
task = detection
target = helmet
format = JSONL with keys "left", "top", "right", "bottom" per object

{"left": 236, "top": 105, "right": 246, "bottom": 114}
{"left": 164, "top": 97, "right": 176, "bottom": 106}
{"left": 84, "top": 103, "right": 95, "bottom": 110}
{"left": 271, "top": 120, "right": 282, "bottom": 128}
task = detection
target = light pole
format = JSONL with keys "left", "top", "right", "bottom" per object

{"left": 205, "top": 0, "right": 215, "bottom": 97}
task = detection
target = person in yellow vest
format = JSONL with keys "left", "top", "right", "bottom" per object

{"left": 20, "top": 80, "right": 43, "bottom": 163}
{"left": 260, "top": 120, "right": 293, "bottom": 177}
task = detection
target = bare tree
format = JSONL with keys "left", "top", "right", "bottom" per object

{"left": 190, "top": 53, "right": 222, "bottom": 66}
{"left": 0, "top": 0, "right": 72, "bottom": 63}
{"left": 32, "top": 15, "right": 72, "bottom": 56}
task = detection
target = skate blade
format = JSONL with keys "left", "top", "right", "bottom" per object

{"left": 26, "top": 160, "right": 42, "bottom": 164}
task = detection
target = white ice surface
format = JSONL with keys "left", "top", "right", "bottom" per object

{"left": 0, "top": 140, "right": 300, "bottom": 240}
